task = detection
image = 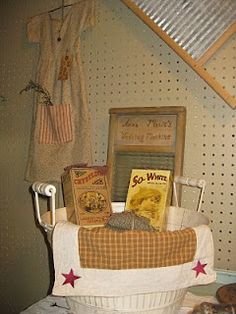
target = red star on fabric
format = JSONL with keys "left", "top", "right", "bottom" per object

{"left": 192, "top": 260, "right": 207, "bottom": 277}
{"left": 62, "top": 269, "right": 81, "bottom": 288}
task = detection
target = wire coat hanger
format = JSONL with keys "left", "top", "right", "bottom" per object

{"left": 28, "top": 0, "right": 87, "bottom": 22}
{"left": 48, "top": 0, "right": 85, "bottom": 13}
{"left": 49, "top": 2, "right": 69, "bottom": 14}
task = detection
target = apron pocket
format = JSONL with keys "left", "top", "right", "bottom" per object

{"left": 38, "top": 103, "right": 73, "bottom": 144}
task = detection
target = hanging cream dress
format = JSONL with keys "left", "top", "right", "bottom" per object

{"left": 25, "top": 0, "right": 95, "bottom": 182}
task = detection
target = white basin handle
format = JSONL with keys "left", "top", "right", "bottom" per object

{"left": 31, "top": 182, "right": 56, "bottom": 228}
{"left": 173, "top": 176, "right": 206, "bottom": 212}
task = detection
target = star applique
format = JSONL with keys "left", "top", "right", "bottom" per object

{"left": 192, "top": 260, "right": 207, "bottom": 277}
{"left": 62, "top": 269, "right": 81, "bottom": 287}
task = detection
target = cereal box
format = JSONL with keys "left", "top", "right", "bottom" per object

{"left": 125, "top": 169, "right": 172, "bottom": 231}
{"left": 62, "top": 166, "right": 112, "bottom": 227}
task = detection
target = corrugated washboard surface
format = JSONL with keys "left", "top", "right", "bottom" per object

{"left": 112, "top": 152, "right": 175, "bottom": 201}
{"left": 131, "top": 0, "right": 236, "bottom": 60}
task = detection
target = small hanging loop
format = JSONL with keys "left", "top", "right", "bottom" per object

{"left": 61, "top": 0, "right": 65, "bottom": 21}
{"left": 57, "top": 0, "right": 65, "bottom": 42}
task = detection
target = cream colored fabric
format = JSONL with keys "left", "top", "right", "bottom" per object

{"left": 52, "top": 221, "right": 216, "bottom": 297}
{"left": 25, "top": 0, "right": 95, "bottom": 182}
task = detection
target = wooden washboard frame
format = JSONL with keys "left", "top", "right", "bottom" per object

{"left": 107, "top": 106, "right": 186, "bottom": 202}
{"left": 121, "top": 0, "right": 236, "bottom": 109}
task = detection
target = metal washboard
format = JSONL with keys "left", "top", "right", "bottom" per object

{"left": 121, "top": 0, "right": 236, "bottom": 109}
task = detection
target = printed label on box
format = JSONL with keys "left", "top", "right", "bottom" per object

{"left": 62, "top": 167, "right": 112, "bottom": 226}
{"left": 125, "top": 169, "right": 172, "bottom": 231}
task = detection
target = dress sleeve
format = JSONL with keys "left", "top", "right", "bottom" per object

{"left": 82, "top": 0, "right": 96, "bottom": 31}
{"left": 87, "top": 0, "right": 96, "bottom": 28}
{"left": 27, "top": 15, "right": 41, "bottom": 43}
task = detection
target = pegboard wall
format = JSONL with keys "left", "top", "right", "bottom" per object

{"left": 0, "top": 0, "right": 235, "bottom": 313}
{"left": 81, "top": 0, "right": 236, "bottom": 271}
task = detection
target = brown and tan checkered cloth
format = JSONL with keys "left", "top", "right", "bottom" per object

{"left": 79, "top": 227, "right": 196, "bottom": 269}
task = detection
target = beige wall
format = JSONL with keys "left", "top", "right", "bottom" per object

{"left": 1, "top": 1, "right": 58, "bottom": 313}
{"left": 0, "top": 0, "right": 235, "bottom": 313}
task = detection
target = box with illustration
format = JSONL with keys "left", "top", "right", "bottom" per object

{"left": 62, "top": 166, "right": 112, "bottom": 227}
{"left": 125, "top": 169, "right": 172, "bottom": 231}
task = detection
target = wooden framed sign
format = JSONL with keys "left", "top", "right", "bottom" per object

{"left": 107, "top": 106, "right": 186, "bottom": 202}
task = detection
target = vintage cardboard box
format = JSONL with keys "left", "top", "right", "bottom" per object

{"left": 62, "top": 166, "right": 112, "bottom": 227}
{"left": 125, "top": 169, "right": 172, "bottom": 231}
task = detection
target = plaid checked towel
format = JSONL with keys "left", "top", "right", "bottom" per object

{"left": 52, "top": 222, "right": 216, "bottom": 297}
{"left": 79, "top": 227, "right": 196, "bottom": 269}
